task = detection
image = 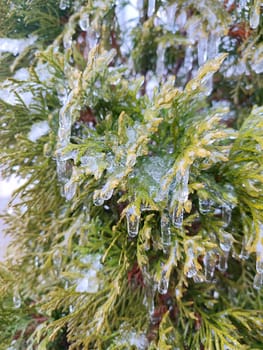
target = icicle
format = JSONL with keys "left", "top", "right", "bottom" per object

{"left": 156, "top": 42, "right": 166, "bottom": 77}
{"left": 147, "top": 0, "right": 155, "bottom": 17}
{"left": 250, "top": 1, "right": 260, "bottom": 29}
{"left": 256, "top": 225, "right": 263, "bottom": 273}
{"left": 158, "top": 269, "right": 169, "bottom": 294}
{"left": 239, "top": 237, "right": 250, "bottom": 260}
{"left": 13, "top": 292, "right": 21, "bottom": 309}
{"left": 184, "top": 46, "right": 193, "bottom": 72}
{"left": 199, "top": 198, "right": 214, "bottom": 214}
{"left": 253, "top": 272, "right": 263, "bottom": 290}
{"left": 203, "top": 250, "right": 217, "bottom": 281}
{"left": 207, "top": 32, "right": 220, "bottom": 60}
{"left": 59, "top": 0, "right": 70, "bottom": 10}
{"left": 166, "top": 3, "right": 177, "bottom": 32}
{"left": 185, "top": 243, "right": 197, "bottom": 278}
{"left": 79, "top": 13, "right": 89, "bottom": 31}
{"left": 219, "top": 232, "right": 233, "bottom": 253}
{"left": 197, "top": 34, "right": 208, "bottom": 66}
{"left": 218, "top": 251, "right": 229, "bottom": 272}
{"left": 172, "top": 206, "right": 184, "bottom": 228}
{"left": 222, "top": 205, "right": 232, "bottom": 227}
{"left": 126, "top": 205, "right": 140, "bottom": 238}
{"left": 169, "top": 165, "right": 189, "bottom": 228}
{"left": 161, "top": 211, "right": 171, "bottom": 252}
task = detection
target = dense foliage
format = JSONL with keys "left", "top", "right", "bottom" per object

{"left": 0, "top": 0, "right": 263, "bottom": 349}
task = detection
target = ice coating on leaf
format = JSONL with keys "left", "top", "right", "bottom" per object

{"left": 28, "top": 121, "right": 50, "bottom": 142}
{"left": 126, "top": 205, "right": 140, "bottom": 238}
{"left": 93, "top": 190, "right": 104, "bottom": 206}
{"left": 0, "top": 36, "right": 37, "bottom": 56}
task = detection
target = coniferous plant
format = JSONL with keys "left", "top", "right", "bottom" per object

{"left": 0, "top": 0, "right": 263, "bottom": 349}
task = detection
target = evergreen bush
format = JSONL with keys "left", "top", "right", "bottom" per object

{"left": 0, "top": 0, "right": 262, "bottom": 349}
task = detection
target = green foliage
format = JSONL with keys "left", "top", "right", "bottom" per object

{"left": 0, "top": 0, "right": 263, "bottom": 349}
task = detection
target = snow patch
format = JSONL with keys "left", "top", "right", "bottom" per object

{"left": 28, "top": 121, "right": 50, "bottom": 142}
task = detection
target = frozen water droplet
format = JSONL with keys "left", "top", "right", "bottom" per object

{"left": 79, "top": 13, "right": 89, "bottom": 31}
{"left": 53, "top": 249, "right": 62, "bottom": 268}
{"left": 126, "top": 205, "right": 140, "bottom": 238}
{"left": 60, "top": 0, "right": 70, "bottom": 10}
{"left": 219, "top": 232, "right": 233, "bottom": 252}
{"left": 158, "top": 270, "right": 169, "bottom": 294}
{"left": 218, "top": 251, "right": 229, "bottom": 272}
{"left": 253, "top": 272, "right": 263, "bottom": 290}
{"left": 34, "top": 255, "right": 40, "bottom": 268}
{"left": 250, "top": 3, "right": 260, "bottom": 29}
{"left": 199, "top": 198, "right": 214, "bottom": 214}
{"left": 172, "top": 206, "right": 184, "bottom": 228}
{"left": 161, "top": 211, "right": 171, "bottom": 251}
{"left": 101, "top": 186, "right": 114, "bottom": 201}
{"left": 13, "top": 293, "right": 21, "bottom": 309}
{"left": 69, "top": 304, "right": 74, "bottom": 313}
{"left": 93, "top": 191, "right": 104, "bottom": 206}
{"left": 203, "top": 251, "right": 217, "bottom": 281}
{"left": 147, "top": 0, "right": 155, "bottom": 17}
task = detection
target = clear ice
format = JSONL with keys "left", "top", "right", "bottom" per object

{"left": 158, "top": 269, "right": 169, "bottom": 294}
{"left": 203, "top": 250, "right": 217, "bottom": 281}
